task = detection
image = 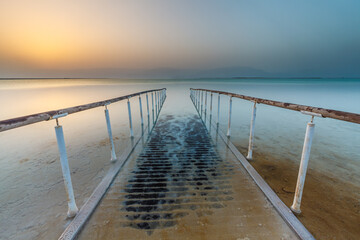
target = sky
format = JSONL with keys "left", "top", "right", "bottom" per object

{"left": 0, "top": 0, "right": 360, "bottom": 78}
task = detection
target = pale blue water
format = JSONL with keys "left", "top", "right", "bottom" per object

{"left": 0, "top": 78, "right": 359, "bottom": 239}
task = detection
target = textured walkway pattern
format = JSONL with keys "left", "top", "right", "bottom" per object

{"left": 78, "top": 115, "right": 298, "bottom": 239}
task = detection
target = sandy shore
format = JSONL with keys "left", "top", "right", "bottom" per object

{"left": 234, "top": 144, "right": 360, "bottom": 240}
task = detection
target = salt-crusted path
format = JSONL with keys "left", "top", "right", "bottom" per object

{"left": 77, "top": 114, "right": 298, "bottom": 240}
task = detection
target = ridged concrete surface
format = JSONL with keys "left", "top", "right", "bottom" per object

{"left": 78, "top": 115, "right": 298, "bottom": 240}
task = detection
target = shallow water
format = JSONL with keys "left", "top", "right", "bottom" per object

{"left": 0, "top": 78, "right": 359, "bottom": 239}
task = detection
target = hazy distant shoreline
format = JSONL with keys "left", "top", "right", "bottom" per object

{"left": 1, "top": 77, "right": 359, "bottom": 80}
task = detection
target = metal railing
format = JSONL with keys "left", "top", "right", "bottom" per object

{"left": 190, "top": 88, "right": 359, "bottom": 214}
{"left": 0, "top": 88, "right": 166, "bottom": 218}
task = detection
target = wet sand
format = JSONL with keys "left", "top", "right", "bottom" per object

{"left": 234, "top": 145, "right": 360, "bottom": 240}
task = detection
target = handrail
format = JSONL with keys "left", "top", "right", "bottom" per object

{"left": 190, "top": 87, "right": 357, "bottom": 216}
{"left": 190, "top": 88, "right": 360, "bottom": 124}
{"left": 0, "top": 88, "right": 166, "bottom": 132}
{"left": 1, "top": 87, "right": 167, "bottom": 220}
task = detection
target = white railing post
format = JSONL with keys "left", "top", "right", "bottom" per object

{"left": 246, "top": 102, "right": 257, "bottom": 160}
{"left": 53, "top": 114, "right": 78, "bottom": 218}
{"left": 200, "top": 91, "right": 204, "bottom": 118}
{"left": 161, "top": 90, "right": 163, "bottom": 106}
{"left": 127, "top": 98, "right": 134, "bottom": 137}
{"left": 104, "top": 105, "right": 117, "bottom": 162}
{"left": 227, "top": 97, "right": 232, "bottom": 137}
{"left": 197, "top": 90, "right": 200, "bottom": 111}
{"left": 164, "top": 89, "right": 166, "bottom": 102}
{"left": 194, "top": 90, "right": 197, "bottom": 109}
{"left": 291, "top": 116, "right": 316, "bottom": 214}
{"left": 164, "top": 89, "right": 166, "bottom": 104}
{"left": 155, "top": 92, "right": 158, "bottom": 118}
{"left": 195, "top": 90, "right": 198, "bottom": 109}
{"left": 138, "top": 95, "right": 144, "bottom": 126}
{"left": 204, "top": 91, "right": 207, "bottom": 120}
{"left": 151, "top": 92, "right": 155, "bottom": 124}
{"left": 217, "top": 94, "right": 220, "bottom": 125}
{"left": 146, "top": 93, "right": 150, "bottom": 125}
{"left": 210, "top": 93, "right": 213, "bottom": 118}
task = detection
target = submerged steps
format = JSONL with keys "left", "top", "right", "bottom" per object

{"left": 76, "top": 115, "right": 300, "bottom": 239}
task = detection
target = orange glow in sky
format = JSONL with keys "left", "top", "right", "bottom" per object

{"left": 1, "top": 0, "right": 359, "bottom": 78}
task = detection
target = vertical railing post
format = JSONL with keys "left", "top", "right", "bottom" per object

{"left": 217, "top": 94, "right": 220, "bottom": 125}
{"left": 155, "top": 91, "right": 160, "bottom": 113}
{"left": 200, "top": 90, "right": 204, "bottom": 118}
{"left": 161, "top": 90, "right": 163, "bottom": 107}
{"left": 227, "top": 97, "right": 232, "bottom": 137}
{"left": 210, "top": 93, "right": 213, "bottom": 118}
{"left": 204, "top": 91, "right": 207, "bottom": 120}
{"left": 194, "top": 90, "right": 197, "bottom": 110}
{"left": 158, "top": 91, "right": 161, "bottom": 111}
{"left": 127, "top": 98, "right": 134, "bottom": 138}
{"left": 198, "top": 90, "right": 201, "bottom": 113}
{"left": 162, "top": 90, "right": 164, "bottom": 105}
{"left": 146, "top": 93, "right": 150, "bottom": 128}
{"left": 291, "top": 118, "right": 315, "bottom": 214}
{"left": 104, "top": 105, "right": 117, "bottom": 162}
{"left": 164, "top": 89, "right": 166, "bottom": 105}
{"left": 139, "top": 95, "right": 144, "bottom": 126}
{"left": 194, "top": 90, "right": 197, "bottom": 109}
{"left": 161, "top": 90, "right": 163, "bottom": 106}
{"left": 155, "top": 91, "right": 158, "bottom": 118}
{"left": 195, "top": 90, "right": 198, "bottom": 109}
{"left": 151, "top": 92, "right": 155, "bottom": 124}
{"left": 246, "top": 102, "right": 257, "bottom": 160}
{"left": 53, "top": 115, "right": 78, "bottom": 218}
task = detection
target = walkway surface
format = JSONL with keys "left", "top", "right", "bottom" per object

{"left": 77, "top": 114, "right": 298, "bottom": 239}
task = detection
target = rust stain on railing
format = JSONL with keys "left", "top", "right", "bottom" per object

{"left": 191, "top": 88, "right": 360, "bottom": 124}
{"left": 0, "top": 88, "right": 166, "bottom": 132}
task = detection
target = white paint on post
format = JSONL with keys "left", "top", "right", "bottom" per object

{"left": 55, "top": 124, "right": 78, "bottom": 218}
{"left": 163, "top": 90, "right": 166, "bottom": 104}
{"left": 210, "top": 93, "right": 213, "bottom": 117}
{"left": 200, "top": 91, "right": 203, "bottom": 118}
{"left": 138, "top": 96, "right": 144, "bottom": 126}
{"left": 127, "top": 99, "right": 134, "bottom": 138}
{"left": 227, "top": 97, "right": 232, "bottom": 137}
{"left": 104, "top": 107, "right": 117, "bottom": 162}
{"left": 151, "top": 92, "right": 155, "bottom": 124}
{"left": 155, "top": 92, "right": 158, "bottom": 118}
{"left": 291, "top": 120, "right": 315, "bottom": 214}
{"left": 204, "top": 91, "right": 207, "bottom": 118}
{"left": 195, "top": 90, "right": 198, "bottom": 109}
{"left": 246, "top": 102, "right": 257, "bottom": 160}
{"left": 217, "top": 94, "right": 220, "bottom": 125}
{"left": 158, "top": 91, "right": 160, "bottom": 112}
{"left": 197, "top": 90, "right": 200, "bottom": 111}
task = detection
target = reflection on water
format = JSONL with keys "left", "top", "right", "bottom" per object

{"left": 0, "top": 78, "right": 359, "bottom": 239}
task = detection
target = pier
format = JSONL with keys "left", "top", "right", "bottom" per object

{"left": 1, "top": 88, "right": 359, "bottom": 240}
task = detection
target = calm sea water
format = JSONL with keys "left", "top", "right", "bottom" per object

{"left": 0, "top": 78, "right": 359, "bottom": 239}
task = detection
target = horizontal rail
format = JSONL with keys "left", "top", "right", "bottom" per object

{"left": 191, "top": 88, "right": 360, "bottom": 124}
{"left": 0, "top": 88, "right": 166, "bottom": 132}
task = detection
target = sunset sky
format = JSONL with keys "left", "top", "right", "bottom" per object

{"left": 0, "top": 0, "right": 359, "bottom": 78}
